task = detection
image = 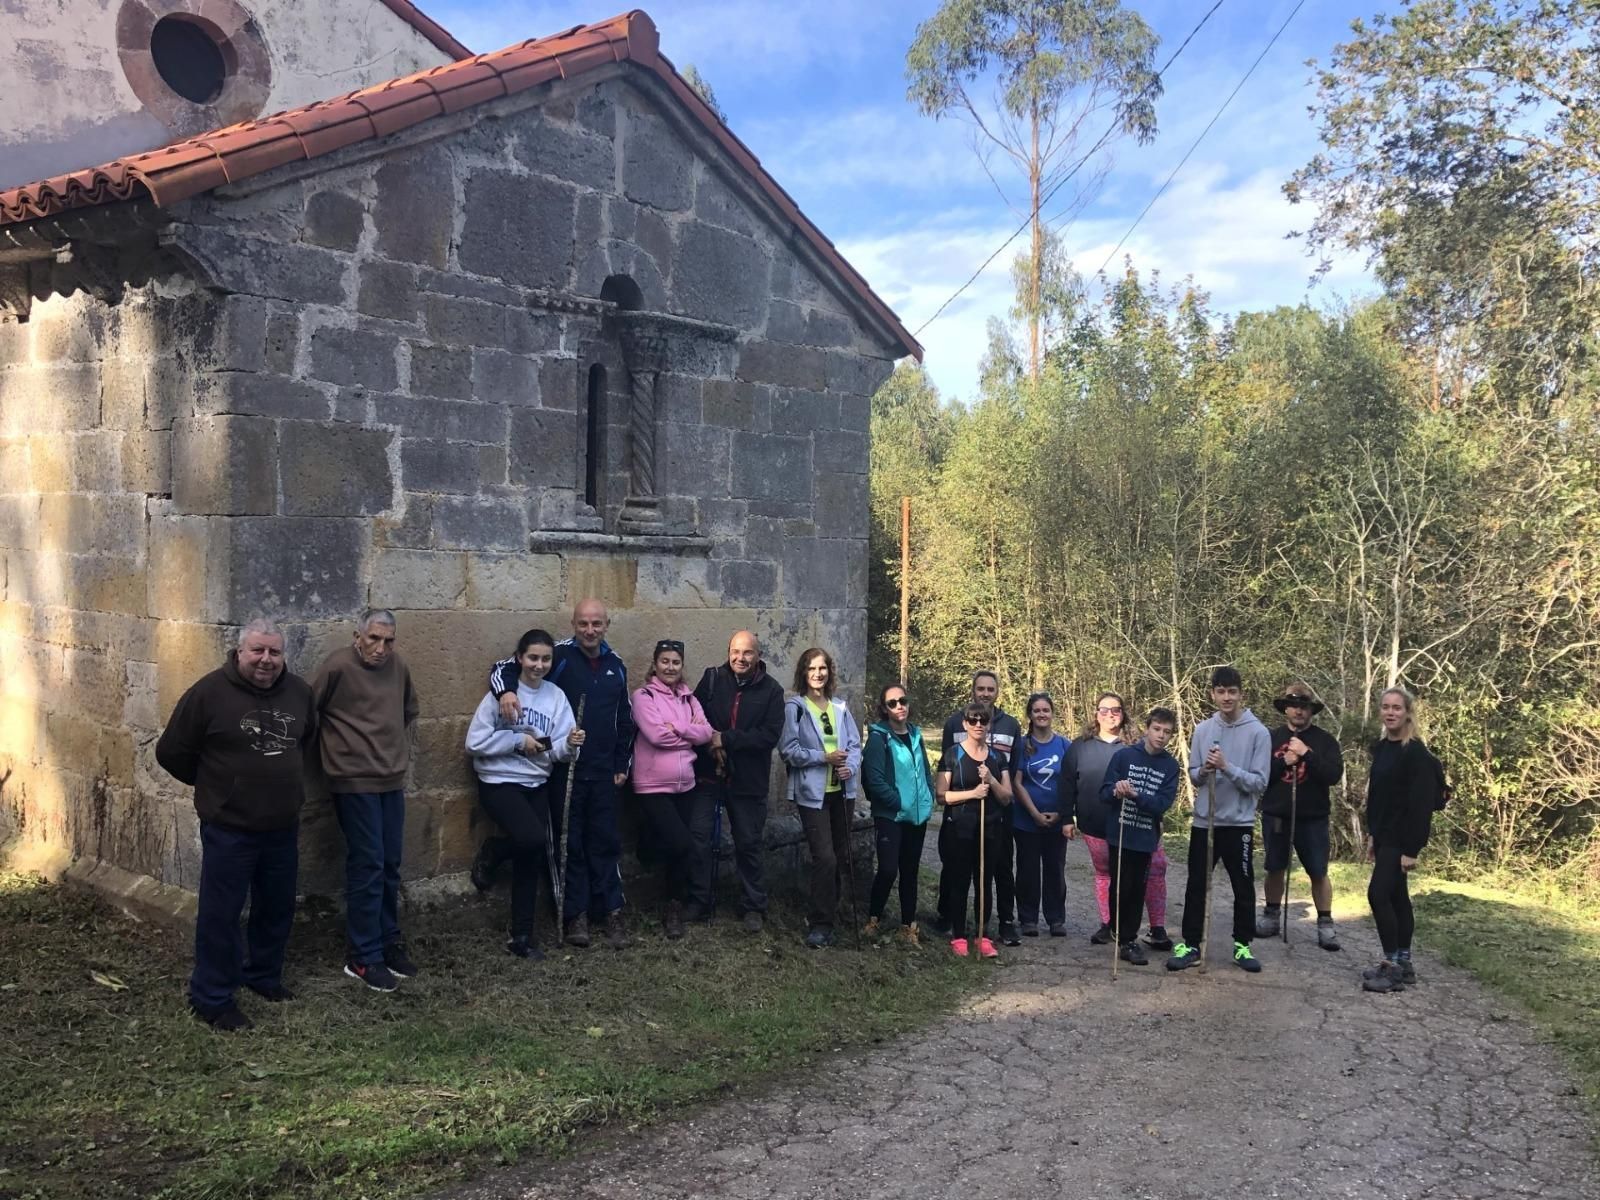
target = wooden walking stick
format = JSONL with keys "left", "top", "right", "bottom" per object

{"left": 1199, "top": 740, "right": 1219, "bottom": 975}
{"left": 1284, "top": 768, "right": 1297, "bottom": 945}
{"left": 976, "top": 765, "right": 987, "bottom": 952}
{"left": 1112, "top": 791, "right": 1126, "bottom": 981}
{"left": 552, "top": 695, "right": 587, "bottom": 923}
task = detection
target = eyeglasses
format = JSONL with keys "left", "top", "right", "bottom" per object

{"left": 885, "top": 697, "right": 909, "bottom": 709}
{"left": 964, "top": 713, "right": 990, "bottom": 726}
{"left": 1097, "top": 706, "right": 1123, "bottom": 715}
{"left": 819, "top": 709, "right": 834, "bottom": 736}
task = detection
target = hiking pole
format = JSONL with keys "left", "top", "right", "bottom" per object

{"left": 1112, "top": 794, "right": 1126, "bottom": 981}
{"left": 709, "top": 787, "right": 724, "bottom": 924}
{"left": 1284, "top": 769, "right": 1297, "bottom": 945}
{"left": 552, "top": 696, "right": 587, "bottom": 930}
{"left": 1199, "top": 741, "right": 1219, "bottom": 975}
{"left": 977, "top": 771, "right": 987, "bottom": 952}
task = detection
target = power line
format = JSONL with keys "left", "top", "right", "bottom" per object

{"left": 912, "top": 0, "right": 1228, "bottom": 338}
{"left": 1090, "top": 0, "right": 1308, "bottom": 280}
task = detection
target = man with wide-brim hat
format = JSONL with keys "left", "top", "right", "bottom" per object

{"left": 1258, "top": 681, "right": 1346, "bottom": 949}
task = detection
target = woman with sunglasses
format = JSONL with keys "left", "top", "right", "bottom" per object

{"left": 937, "top": 703, "right": 1013, "bottom": 958}
{"left": 780, "top": 648, "right": 864, "bottom": 949}
{"left": 630, "top": 639, "right": 715, "bottom": 940}
{"left": 1063, "top": 692, "right": 1172, "bottom": 949}
{"left": 861, "top": 683, "right": 936, "bottom": 943}
{"left": 1011, "top": 692, "right": 1071, "bottom": 936}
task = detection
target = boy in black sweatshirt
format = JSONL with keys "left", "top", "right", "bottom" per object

{"left": 1257, "top": 682, "right": 1345, "bottom": 949}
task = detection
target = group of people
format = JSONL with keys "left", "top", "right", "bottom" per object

{"left": 154, "top": 604, "right": 1439, "bottom": 1032}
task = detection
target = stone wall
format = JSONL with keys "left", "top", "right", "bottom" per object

{"left": 0, "top": 63, "right": 899, "bottom": 904}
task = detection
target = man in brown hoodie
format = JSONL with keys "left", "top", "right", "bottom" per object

{"left": 157, "top": 618, "right": 317, "bottom": 1032}
{"left": 311, "top": 609, "right": 420, "bottom": 993}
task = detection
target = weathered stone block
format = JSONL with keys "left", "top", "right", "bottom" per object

{"left": 673, "top": 224, "right": 770, "bottom": 327}
{"left": 400, "top": 439, "right": 486, "bottom": 495}
{"left": 407, "top": 344, "right": 472, "bottom": 400}
{"left": 730, "top": 432, "right": 810, "bottom": 501}
{"left": 199, "top": 371, "right": 329, "bottom": 421}
{"left": 772, "top": 388, "right": 840, "bottom": 435}
{"left": 694, "top": 170, "right": 760, "bottom": 237}
{"left": 459, "top": 170, "right": 577, "bottom": 290}
{"left": 155, "top": 620, "right": 230, "bottom": 719}
{"left": 0, "top": 495, "right": 39, "bottom": 550}
{"left": 26, "top": 434, "right": 71, "bottom": 492}
{"left": 825, "top": 350, "right": 895, "bottom": 397}
{"left": 0, "top": 365, "right": 100, "bottom": 434}
{"left": 374, "top": 147, "right": 454, "bottom": 268}
{"left": 782, "top": 537, "right": 848, "bottom": 608}
{"left": 376, "top": 493, "right": 434, "bottom": 549}
{"left": 148, "top": 508, "right": 230, "bottom": 621}
{"left": 472, "top": 349, "right": 539, "bottom": 405}
{"left": 370, "top": 548, "right": 467, "bottom": 609}
{"left": 737, "top": 340, "right": 827, "bottom": 391}
{"left": 538, "top": 357, "right": 579, "bottom": 411}
{"left": 309, "top": 326, "right": 400, "bottom": 392}
{"left": 431, "top": 496, "right": 526, "bottom": 552}
{"left": 412, "top": 716, "right": 476, "bottom": 789}
{"left": 514, "top": 117, "right": 616, "bottom": 192}
{"left": 373, "top": 394, "right": 507, "bottom": 444}
{"left": 658, "top": 422, "right": 729, "bottom": 499}
{"left": 357, "top": 259, "right": 419, "bottom": 323}
{"left": 67, "top": 431, "right": 120, "bottom": 491}
{"left": 63, "top": 646, "right": 127, "bottom": 724}
{"left": 32, "top": 303, "right": 105, "bottom": 363}
{"left": 0, "top": 439, "right": 27, "bottom": 492}
{"left": 305, "top": 190, "right": 366, "bottom": 251}
{"left": 228, "top": 517, "right": 368, "bottom": 620}
{"left": 838, "top": 391, "right": 870, "bottom": 433}
{"left": 176, "top": 226, "right": 349, "bottom": 306}
{"left": 510, "top": 408, "right": 578, "bottom": 489}
{"left": 124, "top": 430, "right": 173, "bottom": 495}
{"left": 39, "top": 493, "right": 145, "bottom": 557}
{"left": 123, "top": 659, "right": 159, "bottom": 732}
{"left": 744, "top": 514, "right": 785, "bottom": 562}
{"left": 636, "top": 554, "right": 718, "bottom": 606}
{"left": 64, "top": 553, "right": 147, "bottom": 616}
{"left": 278, "top": 422, "right": 394, "bottom": 517}
{"left": 172, "top": 415, "right": 277, "bottom": 516}
{"left": 622, "top": 110, "right": 693, "bottom": 212}
{"left": 814, "top": 471, "right": 869, "bottom": 540}
{"left": 464, "top": 552, "right": 563, "bottom": 610}
{"left": 815, "top": 429, "right": 868, "bottom": 475}
{"left": 767, "top": 300, "right": 854, "bottom": 348}
{"left": 655, "top": 374, "right": 702, "bottom": 424}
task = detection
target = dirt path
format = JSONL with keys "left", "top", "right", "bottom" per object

{"left": 443, "top": 857, "right": 1594, "bottom": 1200}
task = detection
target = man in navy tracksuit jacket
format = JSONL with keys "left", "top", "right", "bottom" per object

{"left": 480, "top": 599, "right": 635, "bottom": 948}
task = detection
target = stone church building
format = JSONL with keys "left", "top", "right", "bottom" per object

{"left": 0, "top": 2, "right": 919, "bottom": 907}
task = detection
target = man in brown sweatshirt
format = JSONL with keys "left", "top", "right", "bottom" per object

{"left": 156, "top": 618, "right": 317, "bottom": 1032}
{"left": 311, "top": 609, "right": 420, "bottom": 992}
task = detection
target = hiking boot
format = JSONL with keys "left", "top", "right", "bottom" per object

{"left": 1120, "top": 942, "right": 1149, "bottom": 966}
{"left": 950, "top": 937, "right": 970, "bottom": 957}
{"left": 1256, "top": 907, "right": 1283, "bottom": 939}
{"left": 683, "top": 901, "right": 710, "bottom": 924}
{"left": 1166, "top": 942, "right": 1202, "bottom": 971}
{"left": 505, "top": 935, "right": 545, "bottom": 961}
{"left": 863, "top": 915, "right": 882, "bottom": 937}
{"left": 898, "top": 923, "right": 921, "bottom": 947}
{"left": 1090, "top": 923, "right": 1113, "bottom": 945}
{"left": 604, "top": 909, "right": 627, "bottom": 950}
{"left": 1398, "top": 956, "right": 1417, "bottom": 985}
{"left": 246, "top": 982, "right": 295, "bottom": 1002}
{"left": 1317, "top": 919, "right": 1342, "bottom": 952}
{"left": 345, "top": 960, "right": 400, "bottom": 992}
{"left": 564, "top": 914, "right": 592, "bottom": 948}
{"left": 977, "top": 937, "right": 1000, "bottom": 960}
{"left": 1000, "top": 921, "right": 1022, "bottom": 947}
{"left": 470, "top": 839, "right": 498, "bottom": 893}
{"left": 383, "top": 942, "right": 418, "bottom": 979}
{"left": 1047, "top": 922, "right": 1067, "bottom": 937}
{"left": 1362, "top": 960, "right": 1405, "bottom": 993}
{"left": 805, "top": 925, "right": 833, "bottom": 949}
{"left": 190, "top": 1002, "right": 253, "bottom": 1032}
{"left": 664, "top": 901, "right": 686, "bottom": 940}
{"left": 1021, "top": 922, "right": 1040, "bottom": 937}
{"left": 1233, "top": 942, "right": 1262, "bottom": 973}
{"left": 742, "top": 911, "right": 764, "bottom": 934}
{"left": 1144, "top": 926, "right": 1174, "bottom": 952}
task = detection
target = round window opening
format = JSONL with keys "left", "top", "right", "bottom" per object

{"left": 150, "top": 16, "right": 229, "bottom": 104}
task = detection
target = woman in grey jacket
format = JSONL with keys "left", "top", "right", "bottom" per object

{"left": 780, "top": 647, "right": 863, "bottom": 949}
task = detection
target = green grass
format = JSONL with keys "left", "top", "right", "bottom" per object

{"left": 0, "top": 871, "right": 976, "bottom": 1200}
{"left": 1327, "top": 860, "right": 1600, "bottom": 1119}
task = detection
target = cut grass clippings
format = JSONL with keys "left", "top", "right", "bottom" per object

{"left": 1326, "top": 861, "right": 1600, "bottom": 1122}
{"left": 0, "top": 871, "right": 978, "bottom": 1200}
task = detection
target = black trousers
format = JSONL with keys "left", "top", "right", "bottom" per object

{"left": 936, "top": 816, "right": 1014, "bottom": 927}
{"left": 1013, "top": 826, "right": 1066, "bottom": 926}
{"left": 870, "top": 817, "right": 926, "bottom": 925}
{"left": 636, "top": 790, "right": 705, "bottom": 906}
{"left": 691, "top": 782, "right": 768, "bottom": 914}
{"left": 1367, "top": 842, "right": 1415, "bottom": 955}
{"left": 1179, "top": 824, "right": 1256, "bottom": 948}
{"left": 476, "top": 780, "right": 552, "bottom": 939}
{"left": 1105, "top": 843, "right": 1154, "bottom": 947}
{"left": 799, "top": 790, "right": 852, "bottom": 928}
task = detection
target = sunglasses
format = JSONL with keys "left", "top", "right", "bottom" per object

{"left": 885, "top": 696, "right": 909, "bottom": 709}
{"left": 964, "top": 713, "right": 990, "bottom": 726}
{"left": 1282, "top": 698, "right": 1311, "bottom": 709}
{"left": 655, "top": 639, "right": 686, "bottom": 656}
{"left": 818, "top": 709, "right": 834, "bottom": 736}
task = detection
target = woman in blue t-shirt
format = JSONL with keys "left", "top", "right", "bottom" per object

{"left": 1011, "top": 693, "right": 1072, "bottom": 936}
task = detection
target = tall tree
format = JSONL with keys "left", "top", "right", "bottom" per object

{"left": 907, "top": 0, "right": 1160, "bottom": 380}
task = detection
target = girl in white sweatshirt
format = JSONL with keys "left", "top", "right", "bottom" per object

{"left": 465, "top": 628, "right": 583, "bottom": 958}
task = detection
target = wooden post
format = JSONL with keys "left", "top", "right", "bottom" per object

{"left": 899, "top": 495, "right": 911, "bottom": 686}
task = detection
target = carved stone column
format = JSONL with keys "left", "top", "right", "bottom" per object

{"left": 617, "top": 319, "right": 669, "bottom": 530}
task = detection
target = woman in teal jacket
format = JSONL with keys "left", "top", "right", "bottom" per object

{"left": 862, "top": 682, "right": 936, "bottom": 943}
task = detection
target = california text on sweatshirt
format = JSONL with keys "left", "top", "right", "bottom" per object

{"left": 310, "top": 645, "right": 420, "bottom": 792}
{"left": 466, "top": 678, "right": 576, "bottom": 787}
{"left": 1099, "top": 742, "right": 1180, "bottom": 853}
{"left": 1186, "top": 708, "right": 1271, "bottom": 827}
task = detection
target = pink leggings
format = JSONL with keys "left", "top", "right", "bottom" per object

{"left": 1083, "top": 835, "right": 1167, "bottom": 927}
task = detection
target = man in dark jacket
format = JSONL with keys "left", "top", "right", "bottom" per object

{"left": 155, "top": 618, "right": 317, "bottom": 1032}
{"left": 691, "top": 629, "right": 785, "bottom": 932}
{"left": 481, "top": 599, "right": 634, "bottom": 949}
{"left": 1257, "top": 680, "right": 1346, "bottom": 949}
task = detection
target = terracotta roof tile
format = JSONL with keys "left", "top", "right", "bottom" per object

{"left": 0, "top": 9, "right": 920, "bottom": 359}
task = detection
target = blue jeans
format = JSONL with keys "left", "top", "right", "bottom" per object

{"left": 334, "top": 790, "right": 405, "bottom": 964}
{"left": 557, "top": 772, "right": 624, "bottom": 921}
{"left": 190, "top": 822, "right": 299, "bottom": 1013}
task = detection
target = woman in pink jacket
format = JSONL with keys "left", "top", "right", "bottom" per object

{"left": 631, "top": 638, "right": 715, "bottom": 939}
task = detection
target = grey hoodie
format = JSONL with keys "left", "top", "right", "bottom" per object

{"left": 1186, "top": 708, "right": 1270, "bottom": 827}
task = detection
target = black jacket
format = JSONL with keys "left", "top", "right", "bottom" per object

{"left": 1365, "top": 737, "right": 1438, "bottom": 857}
{"left": 692, "top": 661, "right": 785, "bottom": 797}
{"left": 155, "top": 651, "right": 317, "bottom": 832}
{"left": 1261, "top": 723, "right": 1345, "bottom": 821}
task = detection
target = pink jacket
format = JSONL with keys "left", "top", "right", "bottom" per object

{"left": 630, "top": 676, "right": 714, "bottom": 794}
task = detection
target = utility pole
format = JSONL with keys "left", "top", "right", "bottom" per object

{"left": 900, "top": 495, "right": 911, "bottom": 686}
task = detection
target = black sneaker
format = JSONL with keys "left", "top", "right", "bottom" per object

{"left": 1000, "top": 922, "right": 1022, "bottom": 947}
{"left": 1119, "top": 942, "right": 1149, "bottom": 966}
{"left": 383, "top": 943, "right": 418, "bottom": 979}
{"left": 1166, "top": 942, "right": 1202, "bottom": 971}
{"left": 1047, "top": 922, "right": 1067, "bottom": 937}
{"left": 470, "top": 839, "right": 498, "bottom": 893}
{"left": 1089, "top": 923, "right": 1113, "bottom": 945}
{"left": 190, "top": 1002, "right": 253, "bottom": 1031}
{"left": 804, "top": 925, "right": 831, "bottom": 949}
{"left": 344, "top": 960, "right": 400, "bottom": 992}
{"left": 1233, "top": 942, "right": 1262, "bottom": 973}
{"left": 1144, "top": 926, "right": 1174, "bottom": 952}
{"left": 246, "top": 982, "right": 295, "bottom": 1002}
{"left": 506, "top": 935, "right": 545, "bottom": 961}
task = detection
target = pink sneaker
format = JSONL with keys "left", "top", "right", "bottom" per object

{"left": 978, "top": 937, "right": 1000, "bottom": 959}
{"left": 950, "top": 937, "right": 970, "bottom": 957}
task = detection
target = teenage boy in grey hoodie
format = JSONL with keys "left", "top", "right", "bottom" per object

{"left": 1167, "top": 665, "right": 1272, "bottom": 973}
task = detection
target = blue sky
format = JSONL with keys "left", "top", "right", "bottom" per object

{"left": 428, "top": 1, "right": 1383, "bottom": 401}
